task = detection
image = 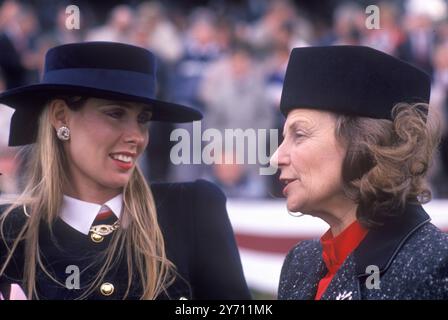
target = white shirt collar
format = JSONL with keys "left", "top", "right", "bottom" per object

{"left": 60, "top": 193, "right": 123, "bottom": 235}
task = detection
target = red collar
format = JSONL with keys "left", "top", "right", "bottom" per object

{"left": 320, "top": 220, "right": 368, "bottom": 274}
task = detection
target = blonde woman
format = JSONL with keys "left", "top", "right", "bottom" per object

{"left": 0, "top": 42, "right": 250, "bottom": 300}
{"left": 273, "top": 46, "right": 448, "bottom": 299}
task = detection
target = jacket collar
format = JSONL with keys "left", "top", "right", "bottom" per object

{"left": 353, "top": 203, "right": 430, "bottom": 276}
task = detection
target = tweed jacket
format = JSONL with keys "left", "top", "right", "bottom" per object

{"left": 278, "top": 204, "right": 448, "bottom": 300}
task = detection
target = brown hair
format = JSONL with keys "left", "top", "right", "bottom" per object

{"left": 334, "top": 103, "right": 441, "bottom": 228}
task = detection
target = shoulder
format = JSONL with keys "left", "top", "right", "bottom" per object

{"left": 403, "top": 222, "right": 448, "bottom": 267}
{"left": 150, "top": 179, "right": 226, "bottom": 206}
{"left": 385, "top": 223, "right": 448, "bottom": 298}
{"left": 150, "top": 179, "right": 228, "bottom": 229}
{"left": 0, "top": 204, "right": 29, "bottom": 240}
{"left": 0, "top": 204, "right": 28, "bottom": 281}
{"left": 278, "top": 239, "right": 321, "bottom": 299}
{"left": 401, "top": 222, "right": 448, "bottom": 259}
{"left": 281, "top": 239, "right": 321, "bottom": 273}
{"left": 151, "top": 179, "right": 225, "bottom": 196}
{"left": 0, "top": 204, "right": 28, "bottom": 220}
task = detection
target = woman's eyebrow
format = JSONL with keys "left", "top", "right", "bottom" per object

{"left": 99, "top": 101, "right": 152, "bottom": 113}
{"left": 99, "top": 101, "right": 133, "bottom": 108}
{"left": 283, "top": 120, "right": 310, "bottom": 137}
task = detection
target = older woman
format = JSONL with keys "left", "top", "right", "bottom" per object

{"left": 272, "top": 46, "right": 448, "bottom": 300}
{"left": 0, "top": 42, "right": 250, "bottom": 300}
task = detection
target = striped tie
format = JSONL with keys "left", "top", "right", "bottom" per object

{"left": 92, "top": 207, "right": 117, "bottom": 226}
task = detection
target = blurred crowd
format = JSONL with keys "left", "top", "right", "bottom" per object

{"left": 1, "top": 0, "right": 448, "bottom": 199}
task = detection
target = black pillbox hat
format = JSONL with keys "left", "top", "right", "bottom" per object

{"left": 279, "top": 46, "right": 431, "bottom": 120}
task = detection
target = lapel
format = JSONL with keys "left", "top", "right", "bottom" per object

{"left": 297, "top": 258, "right": 327, "bottom": 300}
{"left": 321, "top": 203, "right": 430, "bottom": 300}
{"left": 283, "top": 241, "right": 327, "bottom": 300}
{"left": 320, "top": 255, "right": 360, "bottom": 300}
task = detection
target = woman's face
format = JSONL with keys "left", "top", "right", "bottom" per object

{"left": 54, "top": 98, "right": 151, "bottom": 199}
{"left": 271, "top": 109, "right": 347, "bottom": 215}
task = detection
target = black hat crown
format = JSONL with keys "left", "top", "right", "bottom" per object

{"left": 280, "top": 46, "right": 431, "bottom": 120}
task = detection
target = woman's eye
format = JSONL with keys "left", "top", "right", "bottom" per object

{"left": 138, "top": 114, "right": 152, "bottom": 124}
{"left": 294, "top": 132, "right": 306, "bottom": 141}
{"left": 107, "top": 110, "right": 124, "bottom": 119}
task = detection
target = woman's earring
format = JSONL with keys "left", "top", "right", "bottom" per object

{"left": 57, "top": 126, "right": 70, "bottom": 141}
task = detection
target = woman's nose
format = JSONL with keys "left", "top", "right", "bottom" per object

{"left": 270, "top": 142, "right": 289, "bottom": 168}
{"left": 124, "top": 121, "right": 147, "bottom": 146}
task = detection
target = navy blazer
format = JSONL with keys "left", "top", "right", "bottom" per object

{"left": 0, "top": 179, "right": 251, "bottom": 300}
{"left": 278, "top": 204, "right": 448, "bottom": 300}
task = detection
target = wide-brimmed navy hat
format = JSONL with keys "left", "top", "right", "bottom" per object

{"left": 280, "top": 45, "right": 431, "bottom": 120}
{"left": 0, "top": 41, "right": 202, "bottom": 146}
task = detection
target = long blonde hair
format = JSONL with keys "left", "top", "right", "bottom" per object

{"left": 0, "top": 101, "right": 174, "bottom": 299}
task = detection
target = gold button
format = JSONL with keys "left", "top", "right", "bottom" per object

{"left": 100, "top": 282, "right": 114, "bottom": 296}
{"left": 91, "top": 233, "right": 104, "bottom": 243}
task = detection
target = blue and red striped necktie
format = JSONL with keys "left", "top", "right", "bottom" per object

{"left": 92, "top": 207, "right": 117, "bottom": 226}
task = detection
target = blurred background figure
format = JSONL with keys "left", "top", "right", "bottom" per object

{"left": 170, "top": 7, "right": 221, "bottom": 112}
{"left": 0, "top": 1, "right": 27, "bottom": 89}
{"left": 207, "top": 149, "right": 265, "bottom": 199}
{"left": 86, "top": 4, "right": 134, "bottom": 43}
{"left": 317, "top": 2, "right": 365, "bottom": 45}
{"left": 362, "top": 1, "right": 404, "bottom": 54}
{"left": 199, "top": 42, "right": 273, "bottom": 197}
{"left": 166, "top": 8, "right": 221, "bottom": 182}
{"left": 132, "top": 1, "right": 183, "bottom": 64}
{"left": 430, "top": 42, "right": 448, "bottom": 197}
{"left": 244, "top": 0, "right": 310, "bottom": 54}
{"left": 51, "top": 5, "right": 83, "bottom": 44}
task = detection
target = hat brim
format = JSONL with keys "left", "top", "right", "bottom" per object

{"left": 0, "top": 84, "right": 203, "bottom": 146}
{"left": 0, "top": 83, "right": 203, "bottom": 122}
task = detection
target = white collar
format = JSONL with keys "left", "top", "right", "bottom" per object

{"left": 60, "top": 193, "right": 123, "bottom": 235}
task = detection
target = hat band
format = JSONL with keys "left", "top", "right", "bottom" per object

{"left": 42, "top": 68, "right": 156, "bottom": 98}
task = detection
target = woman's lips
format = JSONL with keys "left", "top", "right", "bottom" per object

{"left": 109, "top": 155, "right": 133, "bottom": 170}
{"left": 111, "top": 159, "right": 133, "bottom": 170}
{"left": 282, "top": 179, "right": 297, "bottom": 196}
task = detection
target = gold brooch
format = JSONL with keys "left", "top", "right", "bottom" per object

{"left": 90, "top": 221, "right": 120, "bottom": 243}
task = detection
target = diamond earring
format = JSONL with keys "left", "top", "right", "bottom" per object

{"left": 57, "top": 126, "right": 70, "bottom": 141}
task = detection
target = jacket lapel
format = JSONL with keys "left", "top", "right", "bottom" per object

{"left": 320, "top": 255, "right": 361, "bottom": 300}
{"left": 299, "top": 259, "right": 327, "bottom": 300}
{"left": 283, "top": 242, "right": 327, "bottom": 300}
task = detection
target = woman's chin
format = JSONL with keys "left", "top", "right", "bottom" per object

{"left": 102, "top": 177, "right": 129, "bottom": 190}
{"left": 286, "top": 200, "right": 302, "bottom": 214}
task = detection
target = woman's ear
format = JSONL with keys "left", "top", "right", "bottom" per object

{"left": 49, "top": 99, "right": 70, "bottom": 130}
